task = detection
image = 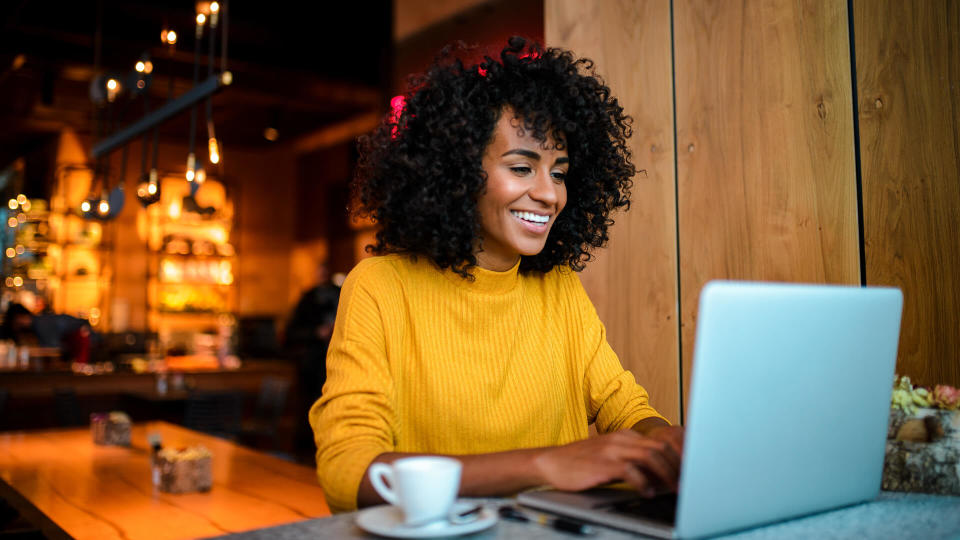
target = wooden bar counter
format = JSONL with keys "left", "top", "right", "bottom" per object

{"left": 0, "top": 360, "right": 294, "bottom": 400}
{"left": 0, "top": 422, "right": 330, "bottom": 539}
{"left": 0, "top": 361, "right": 296, "bottom": 431}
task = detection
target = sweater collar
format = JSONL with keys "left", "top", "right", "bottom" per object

{"left": 446, "top": 258, "right": 521, "bottom": 295}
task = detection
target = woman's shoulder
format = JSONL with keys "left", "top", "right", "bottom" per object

{"left": 345, "top": 254, "right": 401, "bottom": 284}
{"left": 527, "top": 265, "right": 595, "bottom": 312}
{"left": 532, "top": 264, "right": 584, "bottom": 290}
{"left": 344, "top": 253, "right": 434, "bottom": 289}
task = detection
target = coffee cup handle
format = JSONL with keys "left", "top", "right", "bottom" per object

{"left": 368, "top": 463, "right": 399, "bottom": 505}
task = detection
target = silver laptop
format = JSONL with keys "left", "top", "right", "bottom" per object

{"left": 519, "top": 281, "right": 903, "bottom": 538}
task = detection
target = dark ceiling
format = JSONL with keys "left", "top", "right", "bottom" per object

{"left": 0, "top": 0, "right": 393, "bottom": 171}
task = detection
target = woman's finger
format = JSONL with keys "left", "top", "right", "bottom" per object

{"left": 621, "top": 462, "right": 654, "bottom": 496}
{"left": 611, "top": 440, "right": 679, "bottom": 491}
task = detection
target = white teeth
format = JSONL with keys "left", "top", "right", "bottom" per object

{"left": 511, "top": 210, "right": 549, "bottom": 224}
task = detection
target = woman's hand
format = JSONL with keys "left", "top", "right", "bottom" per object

{"left": 533, "top": 428, "right": 683, "bottom": 496}
{"left": 645, "top": 424, "right": 684, "bottom": 461}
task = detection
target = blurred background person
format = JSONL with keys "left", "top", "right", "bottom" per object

{"left": 285, "top": 260, "right": 341, "bottom": 460}
{"left": 1, "top": 302, "right": 96, "bottom": 363}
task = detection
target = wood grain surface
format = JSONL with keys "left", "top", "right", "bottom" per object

{"left": 673, "top": 0, "right": 860, "bottom": 407}
{"left": 546, "top": 0, "right": 681, "bottom": 423}
{"left": 854, "top": 0, "right": 960, "bottom": 387}
{"left": 0, "top": 422, "right": 330, "bottom": 540}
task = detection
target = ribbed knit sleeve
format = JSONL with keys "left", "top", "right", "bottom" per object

{"left": 309, "top": 260, "right": 396, "bottom": 513}
{"left": 562, "top": 271, "right": 668, "bottom": 432}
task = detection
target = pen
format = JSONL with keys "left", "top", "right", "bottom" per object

{"left": 499, "top": 505, "right": 596, "bottom": 536}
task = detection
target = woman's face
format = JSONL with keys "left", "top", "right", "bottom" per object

{"left": 476, "top": 110, "right": 568, "bottom": 271}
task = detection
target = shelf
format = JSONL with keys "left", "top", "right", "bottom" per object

{"left": 155, "top": 215, "right": 232, "bottom": 226}
{"left": 154, "top": 281, "right": 233, "bottom": 287}
{"left": 155, "top": 252, "right": 235, "bottom": 259}
{"left": 154, "top": 310, "right": 225, "bottom": 316}
{"left": 144, "top": 193, "right": 235, "bottom": 337}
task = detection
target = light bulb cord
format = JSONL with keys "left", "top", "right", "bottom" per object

{"left": 140, "top": 90, "right": 150, "bottom": 179}
{"left": 206, "top": 0, "right": 218, "bottom": 164}
{"left": 187, "top": 14, "right": 202, "bottom": 164}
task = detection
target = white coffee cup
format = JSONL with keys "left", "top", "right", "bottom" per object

{"left": 368, "top": 456, "right": 462, "bottom": 526}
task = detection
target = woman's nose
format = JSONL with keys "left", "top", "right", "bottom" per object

{"left": 528, "top": 169, "right": 560, "bottom": 206}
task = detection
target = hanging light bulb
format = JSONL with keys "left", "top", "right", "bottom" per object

{"left": 208, "top": 137, "right": 220, "bottom": 164}
{"left": 133, "top": 55, "right": 153, "bottom": 94}
{"left": 209, "top": 1, "right": 220, "bottom": 26}
{"left": 186, "top": 153, "right": 196, "bottom": 182}
{"left": 7, "top": 199, "right": 17, "bottom": 210}
{"left": 98, "top": 199, "right": 110, "bottom": 216}
{"left": 16, "top": 194, "right": 27, "bottom": 205}
{"left": 106, "top": 78, "right": 121, "bottom": 102}
{"left": 161, "top": 29, "right": 178, "bottom": 45}
{"left": 135, "top": 59, "right": 154, "bottom": 75}
{"left": 79, "top": 195, "right": 99, "bottom": 219}
{"left": 136, "top": 169, "right": 161, "bottom": 207}
{"left": 195, "top": 13, "right": 205, "bottom": 38}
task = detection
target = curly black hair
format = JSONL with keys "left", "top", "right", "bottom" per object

{"left": 353, "top": 36, "right": 636, "bottom": 277}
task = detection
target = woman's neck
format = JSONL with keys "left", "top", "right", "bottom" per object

{"left": 475, "top": 251, "right": 521, "bottom": 272}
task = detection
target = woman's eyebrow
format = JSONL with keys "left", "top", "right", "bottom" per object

{"left": 501, "top": 149, "right": 569, "bottom": 166}
{"left": 501, "top": 149, "right": 541, "bottom": 160}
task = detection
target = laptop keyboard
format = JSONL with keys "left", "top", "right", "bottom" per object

{"left": 609, "top": 493, "right": 678, "bottom": 524}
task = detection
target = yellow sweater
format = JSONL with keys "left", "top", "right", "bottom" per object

{"left": 309, "top": 254, "right": 665, "bottom": 512}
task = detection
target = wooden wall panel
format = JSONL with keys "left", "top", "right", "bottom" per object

{"left": 854, "top": 0, "right": 960, "bottom": 387}
{"left": 674, "top": 0, "right": 860, "bottom": 406}
{"left": 546, "top": 0, "right": 680, "bottom": 423}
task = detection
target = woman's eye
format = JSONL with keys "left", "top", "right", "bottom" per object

{"left": 551, "top": 171, "right": 567, "bottom": 183}
{"left": 509, "top": 166, "right": 533, "bottom": 176}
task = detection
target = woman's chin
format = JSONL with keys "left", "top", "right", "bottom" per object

{"left": 517, "top": 243, "right": 549, "bottom": 257}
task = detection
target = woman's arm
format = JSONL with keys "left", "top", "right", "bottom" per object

{"left": 357, "top": 448, "right": 543, "bottom": 508}
{"left": 357, "top": 427, "right": 684, "bottom": 508}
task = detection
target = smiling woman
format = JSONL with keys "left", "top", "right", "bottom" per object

{"left": 310, "top": 36, "right": 683, "bottom": 513}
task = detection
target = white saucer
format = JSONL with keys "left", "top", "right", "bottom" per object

{"left": 355, "top": 502, "right": 497, "bottom": 538}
